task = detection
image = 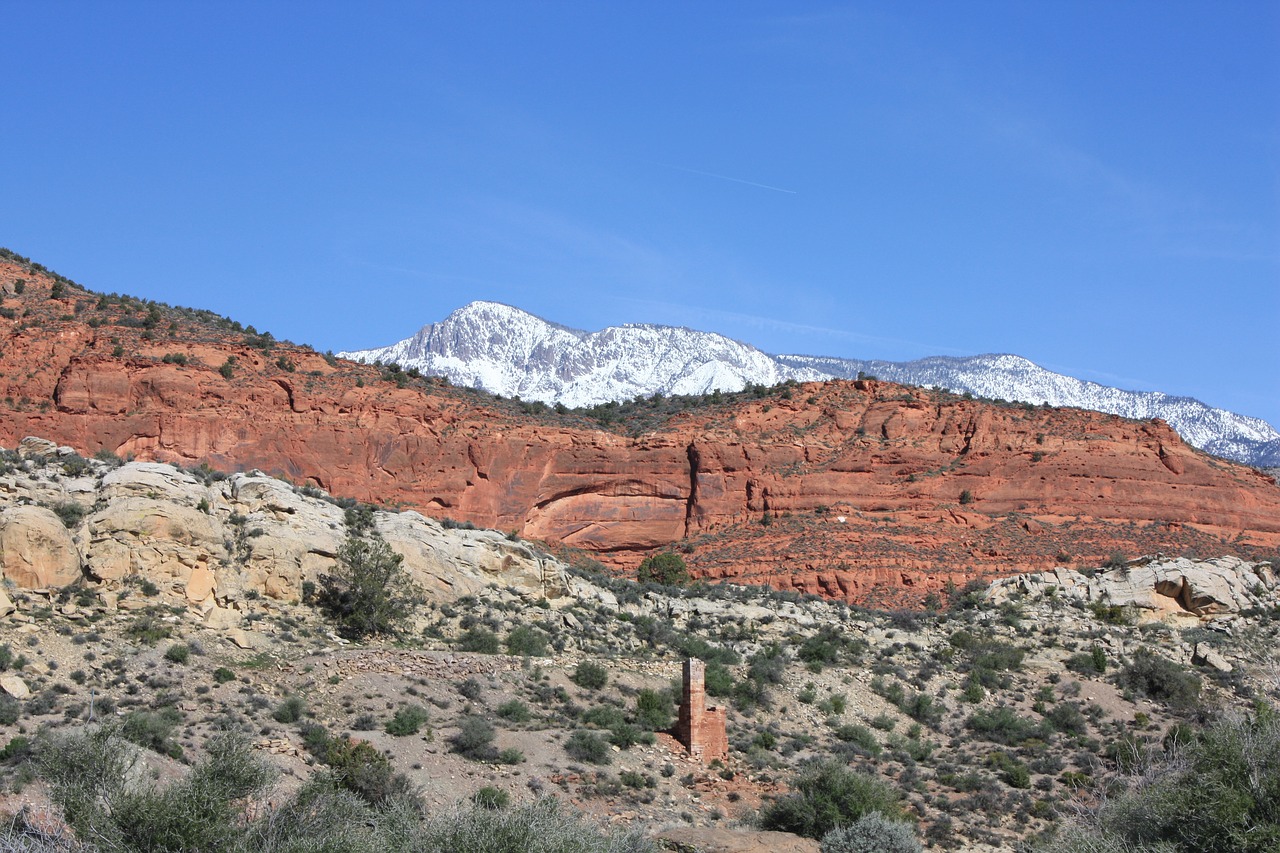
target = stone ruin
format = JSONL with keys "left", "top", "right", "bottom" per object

{"left": 676, "top": 657, "right": 728, "bottom": 763}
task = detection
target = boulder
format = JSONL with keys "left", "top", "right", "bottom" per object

{"left": 85, "top": 497, "right": 223, "bottom": 583}
{"left": 16, "top": 437, "right": 58, "bottom": 462}
{"left": 376, "top": 511, "right": 571, "bottom": 602}
{"left": 0, "top": 585, "right": 12, "bottom": 617}
{"left": 0, "top": 505, "right": 81, "bottom": 588}
{"left": 0, "top": 675, "right": 30, "bottom": 699}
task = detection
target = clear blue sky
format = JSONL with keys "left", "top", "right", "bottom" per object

{"left": 3, "top": 2, "right": 1277, "bottom": 427}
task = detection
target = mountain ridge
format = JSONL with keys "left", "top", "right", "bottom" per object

{"left": 340, "top": 302, "right": 1279, "bottom": 467}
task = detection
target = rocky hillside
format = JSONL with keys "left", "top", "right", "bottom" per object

{"left": 0, "top": 439, "right": 1277, "bottom": 851}
{"left": 340, "top": 301, "right": 1279, "bottom": 467}
{"left": 0, "top": 255, "right": 1278, "bottom": 607}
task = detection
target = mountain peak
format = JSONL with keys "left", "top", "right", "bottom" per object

{"left": 340, "top": 304, "right": 1279, "bottom": 467}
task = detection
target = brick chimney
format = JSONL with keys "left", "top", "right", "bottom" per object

{"left": 675, "top": 657, "right": 728, "bottom": 763}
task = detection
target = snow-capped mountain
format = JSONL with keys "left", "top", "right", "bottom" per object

{"left": 776, "top": 354, "right": 1280, "bottom": 468}
{"left": 339, "top": 302, "right": 1280, "bottom": 468}
{"left": 338, "top": 301, "right": 826, "bottom": 408}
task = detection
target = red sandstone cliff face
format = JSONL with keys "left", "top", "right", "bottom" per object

{"left": 1, "top": 260, "right": 1277, "bottom": 605}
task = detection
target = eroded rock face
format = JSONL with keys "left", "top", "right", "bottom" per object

{"left": 0, "top": 453, "right": 573, "bottom": 628}
{"left": 1, "top": 259, "right": 1278, "bottom": 604}
{"left": 0, "top": 505, "right": 81, "bottom": 588}
{"left": 986, "top": 555, "right": 1277, "bottom": 617}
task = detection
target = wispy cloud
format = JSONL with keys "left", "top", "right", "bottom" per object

{"left": 609, "top": 295, "right": 969, "bottom": 356}
{"left": 661, "top": 163, "right": 797, "bottom": 195}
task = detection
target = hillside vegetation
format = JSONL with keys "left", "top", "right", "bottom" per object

{"left": 0, "top": 448, "right": 1276, "bottom": 850}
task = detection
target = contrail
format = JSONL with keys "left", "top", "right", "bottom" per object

{"left": 665, "top": 163, "right": 797, "bottom": 195}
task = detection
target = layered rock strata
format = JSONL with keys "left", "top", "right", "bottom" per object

{"left": 1, "top": 260, "right": 1278, "bottom": 604}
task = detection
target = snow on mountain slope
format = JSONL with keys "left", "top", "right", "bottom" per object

{"left": 340, "top": 302, "right": 1279, "bottom": 467}
{"left": 777, "top": 353, "right": 1280, "bottom": 467}
{"left": 338, "top": 302, "right": 825, "bottom": 408}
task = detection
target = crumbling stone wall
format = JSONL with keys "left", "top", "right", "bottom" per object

{"left": 676, "top": 657, "right": 728, "bottom": 763}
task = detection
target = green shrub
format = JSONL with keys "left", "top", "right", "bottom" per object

{"left": 1117, "top": 648, "right": 1201, "bottom": 709}
{"left": 497, "top": 699, "right": 532, "bottom": 723}
{"left": 385, "top": 705, "right": 430, "bottom": 736}
{"left": 986, "top": 751, "right": 1031, "bottom": 788}
{"left": 821, "top": 812, "right": 922, "bottom": 853}
{"left": 572, "top": 660, "right": 609, "bottom": 690}
{"left": 163, "top": 644, "right": 190, "bottom": 664}
{"left": 636, "top": 552, "right": 689, "bottom": 586}
{"left": 51, "top": 501, "right": 86, "bottom": 529}
{"left": 506, "top": 625, "right": 549, "bottom": 657}
{"left": 1046, "top": 702, "right": 1087, "bottom": 735}
{"left": 564, "top": 730, "right": 612, "bottom": 765}
{"left": 967, "top": 706, "right": 1045, "bottom": 746}
{"left": 635, "top": 688, "right": 673, "bottom": 731}
{"left": 759, "top": 760, "right": 909, "bottom": 840}
{"left": 472, "top": 786, "right": 510, "bottom": 810}
{"left": 451, "top": 716, "right": 497, "bottom": 760}
{"left": 121, "top": 708, "right": 183, "bottom": 757}
{"left": 456, "top": 627, "right": 501, "bottom": 654}
{"left": 0, "top": 736, "right": 31, "bottom": 763}
{"left": 272, "top": 695, "right": 307, "bottom": 724}
{"left": 1041, "top": 705, "right": 1280, "bottom": 853}
{"left": 38, "top": 727, "right": 270, "bottom": 852}
{"left": 0, "top": 696, "right": 19, "bottom": 725}
{"left": 498, "top": 747, "right": 525, "bottom": 765}
{"left": 319, "top": 734, "right": 412, "bottom": 805}
{"left": 316, "top": 534, "right": 423, "bottom": 639}
{"left": 415, "top": 798, "right": 655, "bottom": 852}
{"left": 212, "top": 666, "right": 236, "bottom": 684}
{"left": 832, "top": 723, "right": 881, "bottom": 756}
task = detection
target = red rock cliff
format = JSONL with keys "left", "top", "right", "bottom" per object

{"left": 1, "top": 260, "right": 1277, "bottom": 605}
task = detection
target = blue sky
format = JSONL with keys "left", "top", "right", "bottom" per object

{"left": 3, "top": 2, "right": 1277, "bottom": 427}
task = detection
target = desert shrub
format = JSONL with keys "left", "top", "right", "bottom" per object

{"left": 163, "top": 643, "right": 190, "bottom": 664}
{"left": 458, "top": 677, "right": 484, "bottom": 700}
{"left": 37, "top": 727, "right": 270, "bottom": 851}
{"left": 506, "top": 625, "right": 549, "bottom": 657}
{"left": 472, "top": 786, "right": 510, "bottom": 810}
{"left": 318, "top": 733, "right": 412, "bottom": 805}
{"left": 1046, "top": 702, "right": 1088, "bottom": 735}
{"left": 987, "top": 751, "right": 1031, "bottom": 788}
{"left": 832, "top": 723, "right": 881, "bottom": 756}
{"left": 759, "top": 760, "right": 909, "bottom": 840}
{"left": 0, "top": 736, "right": 31, "bottom": 764}
{"left": 967, "top": 706, "right": 1045, "bottom": 746}
{"left": 497, "top": 699, "right": 531, "bottom": 723}
{"left": 212, "top": 666, "right": 236, "bottom": 684}
{"left": 456, "top": 627, "right": 501, "bottom": 654}
{"left": 316, "top": 533, "right": 423, "bottom": 639}
{"left": 1118, "top": 648, "right": 1201, "bottom": 709}
{"left": 0, "top": 696, "right": 19, "bottom": 725}
{"left": 1040, "top": 705, "right": 1280, "bottom": 853}
{"left": 51, "top": 501, "right": 86, "bottom": 529}
{"left": 497, "top": 747, "right": 525, "bottom": 765}
{"left": 451, "top": 716, "right": 497, "bottom": 760}
{"left": 821, "top": 812, "right": 922, "bottom": 853}
{"left": 564, "top": 730, "right": 612, "bottom": 765}
{"left": 1066, "top": 645, "right": 1108, "bottom": 675}
{"left": 121, "top": 708, "right": 183, "bottom": 758}
{"left": 386, "top": 705, "right": 430, "bottom": 736}
{"left": 635, "top": 688, "right": 673, "bottom": 731}
{"left": 414, "top": 798, "right": 655, "bottom": 852}
{"left": 572, "top": 660, "right": 609, "bottom": 690}
{"left": 273, "top": 695, "right": 307, "bottom": 724}
{"left": 636, "top": 552, "right": 689, "bottom": 586}
{"left": 703, "top": 660, "right": 735, "bottom": 696}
